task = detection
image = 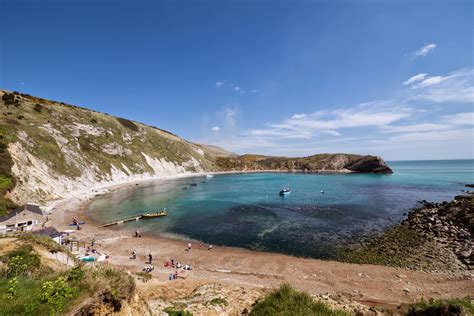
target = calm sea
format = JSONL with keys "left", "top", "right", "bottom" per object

{"left": 87, "top": 159, "right": 474, "bottom": 259}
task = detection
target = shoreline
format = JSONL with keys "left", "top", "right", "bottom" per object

{"left": 41, "top": 172, "right": 474, "bottom": 312}
{"left": 43, "top": 168, "right": 357, "bottom": 214}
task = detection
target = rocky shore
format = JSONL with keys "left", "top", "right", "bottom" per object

{"left": 341, "top": 190, "right": 473, "bottom": 275}
{"left": 402, "top": 192, "right": 473, "bottom": 270}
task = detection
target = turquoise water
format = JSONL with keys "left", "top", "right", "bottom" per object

{"left": 87, "top": 160, "right": 474, "bottom": 259}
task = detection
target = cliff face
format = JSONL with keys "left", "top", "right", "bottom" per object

{"left": 0, "top": 90, "right": 226, "bottom": 208}
{"left": 215, "top": 153, "right": 392, "bottom": 174}
{"left": 0, "top": 90, "right": 392, "bottom": 212}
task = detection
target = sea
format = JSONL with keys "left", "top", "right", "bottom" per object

{"left": 86, "top": 159, "right": 474, "bottom": 259}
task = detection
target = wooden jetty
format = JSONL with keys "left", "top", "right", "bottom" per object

{"left": 98, "top": 211, "right": 167, "bottom": 228}
{"left": 99, "top": 215, "right": 142, "bottom": 228}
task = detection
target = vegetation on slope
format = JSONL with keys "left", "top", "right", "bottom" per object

{"left": 0, "top": 123, "right": 17, "bottom": 215}
{"left": 250, "top": 284, "right": 350, "bottom": 316}
{"left": 0, "top": 89, "right": 225, "bottom": 207}
{"left": 0, "top": 237, "right": 135, "bottom": 315}
{"left": 216, "top": 153, "right": 392, "bottom": 174}
{"left": 405, "top": 298, "right": 474, "bottom": 316}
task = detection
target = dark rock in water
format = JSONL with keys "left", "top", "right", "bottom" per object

{"left": 344, "top": 156, "right": 393, "bottom": 174}
{"left": 465, "top": 184, "right": 474, "bottom": 188}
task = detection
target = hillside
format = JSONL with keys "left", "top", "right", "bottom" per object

{"left": 0, "top": 90, "right": 392, "bottom": 214}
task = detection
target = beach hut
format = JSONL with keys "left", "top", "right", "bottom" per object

{"left": 0, "top": 204, "right": 44, "bottom": 234}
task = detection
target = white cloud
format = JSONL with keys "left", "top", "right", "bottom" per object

{"left": 403, "top": 73, "right": 428, "bottom": 86}
{"left": 292, "top": 113, "right": 306, "bottom": 119}
{"left": 441, "top": 112, "right": 474, "bottom": 125}
{"left": 381, "top": 123, "right": 452, "bottom": 133}
{"left": 216, "top": 81, "right": 225, "bottom": 87}
{"left": 211, "top": 126, "right": 221, "bottom": 132}
{"left": 234, "top": 86, "right": 240, "bottom": 91}
{"left": 250, "top": 89, "right": 258, "bottom": 93}
{"left": 412, "top": 43, "right": 437, "bottom": 58}
{"left": 389, "top": 128, "right": 471, "bottom": 142}
{"left": 404, "top": 69, "right": 474, "bottom": 103}
{"left": 323, "top": 130, "right": 341, "bottom": 136}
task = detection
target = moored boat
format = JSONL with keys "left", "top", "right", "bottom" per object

{"left": 279, "top": 188, "right": 291, "bottom": 196}
{"left": 141, "top": 210, "right": 167, "bottom": 219}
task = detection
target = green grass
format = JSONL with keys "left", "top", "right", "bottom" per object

{"left": 250, "top": 284, "right": 350, "bottom": 316}
{"left": 209, "top": 297, "right": 228, "bottom": 306}
{"left": 407, "top": 298, "right": 474, "bottom": 315}
{"left": 164, "top": 308, "right": 193, "bottom": 316}
{"left": 19, "top": 234, "right": 66, "bottom": 253}
{"left": 0, "top": 241, "right": 136, "bottom": 315}
{"left": 0, "top": 174, "right": 12, "bottom": 190}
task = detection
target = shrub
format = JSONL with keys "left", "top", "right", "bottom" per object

{"left": 250, "top": 284, "right": 350, "bottom": 316}
{"left": 407, "top": 298, "right": 474, "bottom": 316}
{"left": 117, "top": 117, "right": 139, "bottom": 131}
{"left": 2, "top": 93, "right": 17, "bottom": 105}
{"left": 34, "top": 103, "right": 43, "bottom": 112}
{"left": 164, "top": 308, "right": 193, "bottom": 316}
{"left": 3, "top": 245, "right": 41, "bottom": 278}
{"left": 40, "top": 276, "right": 76, "bottom": 313}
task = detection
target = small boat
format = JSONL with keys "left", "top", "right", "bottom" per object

{"left": 190, "top": 183, "right": 197, "bottom": 186}
{"left": 279, "top": 188, "right": 291, "bottom": 196}
{"left": 141, "top": 210, "right": 167, "bottom": 219}
{"left": 206, "top": 174, "right": 214, "bottom": 178}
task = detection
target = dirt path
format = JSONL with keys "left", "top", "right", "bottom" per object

{"left": 46, "top": 197, "right": 474, "bottom": 313}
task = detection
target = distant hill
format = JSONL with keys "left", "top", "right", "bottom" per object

{"left": 0, "top": 90, "right": 392, "bottom": 214}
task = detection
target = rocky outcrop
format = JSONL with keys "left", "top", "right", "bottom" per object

{"left": 342, "top": 192, "right": 473, "bottom": 274}
{"left": 344, "top": 155, "right": 393, "bottom": 174}
{"left": 215, "top": 153, "right": 393, "bottom": 174}
{"left": 401, "top": 194, "right": 473, "bottom": 269}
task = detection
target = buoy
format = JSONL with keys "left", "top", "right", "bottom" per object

{"left": 320, "top": 190, "right": 325, "bottom": 194}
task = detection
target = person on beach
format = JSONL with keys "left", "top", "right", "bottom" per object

{"left": 171, "top": 258, "right": 175, "bottom": 267}
{"left": 148, "top": 253, "right": 153, "bottom": 264}
{"left": 131, "top": 250, "right": 137, "bottom": 259}
{"left": 187, "top": 243, "right": 192, "bottom": 251}
{"left": 91, "top": 238, "right": 95, "bottom": 247}
{"left": 208, "top": 244, "right": 213, "bottom": 250}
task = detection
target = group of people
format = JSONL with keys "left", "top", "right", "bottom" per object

{"left": 164, "top": 257, "right": 193, "bottom": 271}
{"left": 127, "top": 233, "right": 217, "bottom": 280}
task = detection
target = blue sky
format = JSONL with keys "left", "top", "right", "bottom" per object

{"left": 1, "top": 0, "right": 473, "bottom": 160}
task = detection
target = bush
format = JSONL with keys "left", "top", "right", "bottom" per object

{"left": 2, "top": 245, "right": 41, "bottom": 278}
{"left": 117, "top": 117, "right": 139, "bottom": 131}
{"left": 250, "top": 284, "right": 350, "bottom": 316}
{"left": 407, "top": 298, "right": 474, "bottom": 316}
{"left": 164, "top": 308, "right": 193, "bottom": 316}
{"left": 34, "top": 103, "right": 43, "bottom": 112}
{"left": 40, "top": 276, "right": 76, "bottom": 313}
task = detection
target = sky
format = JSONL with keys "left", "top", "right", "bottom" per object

{"left": 1, "top": 0, "right": 473, "bottom": 160}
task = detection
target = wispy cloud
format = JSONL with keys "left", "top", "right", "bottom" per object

{"left": 215, "top": 81, "right": 225, "bottom": 87}
{"left": 403, "top": 73, "right": 428, "bottom": 86}
{"left": 441, "top": 112, "right": 474, "bottom": 125}
{"left": 211, "top": 126, "right": 221, "bottom": 132}
{"left": 412, "top": 43, "right": 437, "bottom": 58}
{"left": 200, "top": 68, "right": 473, "bottom": 159}
{"left": 404, "top": 69, "right": 474, "bottom": 103}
